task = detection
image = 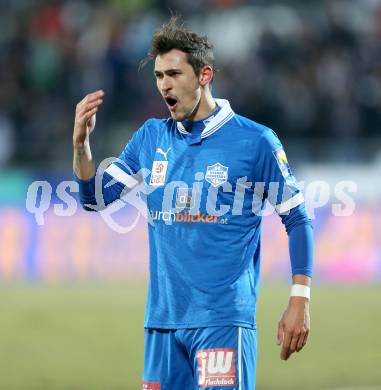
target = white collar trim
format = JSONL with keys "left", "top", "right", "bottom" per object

{"left": 176, "top": 98, "right": 234, "bottom": 139}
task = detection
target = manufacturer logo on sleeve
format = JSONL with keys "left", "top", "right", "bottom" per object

{"left": 205, "top": 162, "right": 229, "bottom": 187}
{"left": 197, "top": 348, "right": 236, "bottom": 388}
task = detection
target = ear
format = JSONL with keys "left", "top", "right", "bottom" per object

{"left": 199, "top": 65, "right": 213, "bottom": 86}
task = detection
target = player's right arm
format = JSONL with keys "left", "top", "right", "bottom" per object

{"left": 73, "top": 90, "right": 104, "bottom": 179}
{"left": 72, "top": 90, "right": 144, "bottom": 212}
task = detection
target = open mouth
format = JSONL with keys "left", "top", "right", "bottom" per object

{"left": 164, "top": 96, "right": 178, "bottom": 110}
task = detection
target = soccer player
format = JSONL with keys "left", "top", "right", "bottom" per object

{"left": 73, "top": 16, "right": 313, "bottom": 390}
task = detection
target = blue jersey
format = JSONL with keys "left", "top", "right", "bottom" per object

{"left": 84, "top": 99, "right": 305, "bottom": 329}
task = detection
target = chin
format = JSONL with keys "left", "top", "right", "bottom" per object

{"left": 171, "top": 112, "right": 186, "bottom": 121}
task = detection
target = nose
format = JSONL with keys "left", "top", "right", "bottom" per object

{"left": 160, "top": 75, "right": 172, "bottom": 93}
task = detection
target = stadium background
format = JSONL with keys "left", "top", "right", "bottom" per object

{"left": 0, "top": 0, "right": 380, "bottom": 389}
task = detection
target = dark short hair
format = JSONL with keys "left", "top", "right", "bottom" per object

{"left": 142, "top": 15, "right": 216, "bottom": 79}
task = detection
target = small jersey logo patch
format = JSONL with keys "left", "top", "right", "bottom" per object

{"left": 175, "top": 187, "right": 195, "bottom": 209}
{"left": 273, "top": 148, "right": 295, "bottom": 183}
{"left": 205, "top": 162, "right": 229, "bottom": 187}
{"left": 150, "top": 160, "right": 168, "bottom": 186}
{"left": 156, "top": 147, "right": 171, "bottom": 160}
{"left": 197, "top": 348, "right": 236, "bottom": 388}
{"left": 142, "top": 381, "right": 161, "bottom": 390}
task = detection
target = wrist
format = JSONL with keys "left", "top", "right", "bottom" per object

{"left": 292, "top": 274, "right": 311, "bottom": 286}
{"left": 73, "top": 137, "right": 89, "bottom": 148}
{"left": 290, "top": 284, "right": 311, "bottom": 299}
{"left": 289, "top": 296, "right": 309, "bottom": 307}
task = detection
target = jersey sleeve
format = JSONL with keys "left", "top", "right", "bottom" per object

{"left": 258, "top": 128, "right": 304, "bottom": 215}
{"left": 103, "top": 122, "right": 144, "bottom": 187}
{"left": 76, "top": 122, "right": 146, "bottom": 211}
{"left": 281, "top": 203, "right": 314, "bottom": 277}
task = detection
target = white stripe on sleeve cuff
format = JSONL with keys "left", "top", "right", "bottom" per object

{"left": 275, "top": 192, "right": 304, "bottom": 214}
{"left": 104, "top": 164, "right": 139, "bottom": 188}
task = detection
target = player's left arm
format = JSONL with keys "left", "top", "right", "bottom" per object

{"left": 257, "top": 128, "right": 314, "bottom": 361}
{"left": 277, "top": 203, "right": 313, "bottom": 360}
{"left": 277, "top": 273, "right": 311, "bottom": 361}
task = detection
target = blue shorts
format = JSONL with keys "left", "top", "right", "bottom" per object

{"left": 142, "top": 326, "right": 257, "bottom": 390}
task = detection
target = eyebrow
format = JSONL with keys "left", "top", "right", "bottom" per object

{"left": 154, "top": 68, "right": 182, "bottom": 75}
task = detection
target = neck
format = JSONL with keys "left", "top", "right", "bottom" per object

{"left": 189, "top": 90, "right": 216, "bottom": 121}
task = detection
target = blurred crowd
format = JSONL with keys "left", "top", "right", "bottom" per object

{"left": 0, "top": 0, "right": 380, "bottom": 167}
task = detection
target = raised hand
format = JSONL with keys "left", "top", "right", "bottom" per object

{"left": 73, "top": 90, "right": 104, "bottom": 145}
{"left": 72, "top": 90, "right": 104, "bottom": 179}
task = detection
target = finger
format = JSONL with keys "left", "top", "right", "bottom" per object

{"left": 77, "top": 100, "right": 102, "bottom": 120}
{"left": 302, "top": 329, "right": 310, "bottom": 346}
{"left": 82, "top": 99, "right": 103, "bottom": 113}
{"left": 80, "top": 107, "right": 98, "bottom": 122}
{"left": 85, "top": 90, "right": 105, "bottom": 102}
{"left": 77, "top": 90, "right": 105, "bottom": 108}
{"left": 296, "top": 328, "right": 308, "bottom": 352}
{"left": 277, "top": 322, "right": 284, "bottom": 346}
{"left": 280, "top": 331, "right": 292, "bottom": 360}
{"left": 77, "top": 95, "right": 103, "bottom": 110}
{"left": 297, "top": 329, "right": 309, "bottom": 352}
{"left": 296, "top": 332, "right": 305, "bottom": 352}
{"left": 289, "top": 330, "right": 301, "bottom": 354}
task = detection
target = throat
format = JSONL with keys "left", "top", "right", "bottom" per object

{"left": 182, "top": 119, "right": 205, "bottom": 134}
{"left": 190, "top": 98, "right": 217, "bottom": 121}
{"left": 182, "top": 104, "right": 220, "bottom": 131}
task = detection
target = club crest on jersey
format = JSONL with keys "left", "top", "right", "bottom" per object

{"left": 205, "top": 162, "right": 228, "bottom": 187}
{"left": 197, "top": 348, "right": 236, "bottom": 388}
{"left": 150, "top": 160, "right": 168, "bottom": 186}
